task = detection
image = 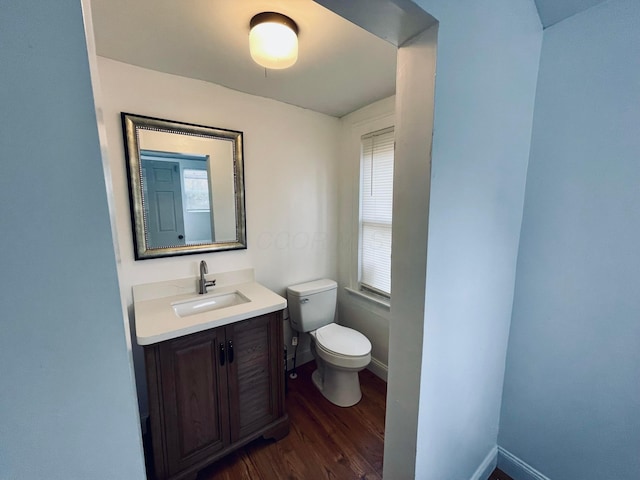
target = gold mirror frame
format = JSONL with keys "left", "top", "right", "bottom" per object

{"left": 121, "top": 113, "right": 247, "bottom": 260}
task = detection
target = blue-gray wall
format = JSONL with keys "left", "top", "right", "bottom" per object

{"left": 533, "top": 0, "right": 608, "bottom": 27}
{"left": 500, "top": 0, "right": 640, "bottom": 478}
{"left": 411, "top": 1, "right": 542, "bottom": 478}
{"left": 0, "top": 1, "right": 146, "bottom": 478}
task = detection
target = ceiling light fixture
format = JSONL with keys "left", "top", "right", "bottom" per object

{"left": 249, "top": 12, "right": 299, "bottom": 70}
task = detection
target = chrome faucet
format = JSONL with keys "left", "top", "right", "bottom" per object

{"left": 198, "top": 260, "right": 216, "bottom": 294}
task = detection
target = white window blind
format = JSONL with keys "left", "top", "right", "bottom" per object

{"left": 182, "top": 168, "right": 210, "bottom": 212}
{"left": 359, "top": 126, "right": 394, "bottom": 296}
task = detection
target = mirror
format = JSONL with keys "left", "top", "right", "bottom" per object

{"left": 121, "top": 113, "right": 246, "bottom": 260}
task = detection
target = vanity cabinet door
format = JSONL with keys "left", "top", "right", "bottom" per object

{"left": 226, "top": 311, "right": 285, "bottom": 442}
{"left": 144, "top": 311, "right": 288, "bottom": 480}
{"left": 157, "top": 327, "right": 230, "bottom": 478}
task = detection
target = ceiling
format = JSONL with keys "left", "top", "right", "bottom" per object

{"left": 533, "top": 0, "right": 608, "bottom": 27}
{"left": 91, "top": 0, "right": 397, "bottom": 118}
{"left": 90, "top": 0, "right": 608, "bottom": 116}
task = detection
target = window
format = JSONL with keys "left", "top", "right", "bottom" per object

{"left": 359, "top": 126, "right": 394, "bottom": 297}
{"left": 182, "top": 168, "right": 210, "bottom": 212}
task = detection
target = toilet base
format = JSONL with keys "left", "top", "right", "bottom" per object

{"left": 311, "top": 367, "right": 362, "bottom": 407}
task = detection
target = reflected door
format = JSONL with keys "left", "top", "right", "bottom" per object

{"left": 142, "top": 159, "right": 186, "bottom": 248}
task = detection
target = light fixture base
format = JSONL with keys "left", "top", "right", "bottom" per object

{"left": 250, "top": 12, "right": 299, "bottom": 36}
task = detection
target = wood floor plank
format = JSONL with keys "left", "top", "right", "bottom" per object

{"left": 285, "top": 387, "right": 381, "bottom": 479}
{"left": 148, "top": 361, "right": 511, "bottom": 480}
{"left": 197, "top": 450, "right": 257, "bottom": 480}
{"left": 244, "top": 413, "right": 330, "bottom": 480}
{"left": 293, "top": 397, "right": 383, "bottom": 477}
{"left": 291, "top": 371, "right": 385, "bottom": 474}
{"left": 197, "top": 361, "right": 386, "bottom": 480}
{"left": 489, "top": 468, "right": 514, "bottom": 480}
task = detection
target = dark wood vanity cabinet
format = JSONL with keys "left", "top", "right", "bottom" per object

{"left": 144, "top": 311, "right": 289, "bottom": 480}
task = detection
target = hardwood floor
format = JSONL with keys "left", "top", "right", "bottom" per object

{"left": 197, "top": 361, "right": 386, "bottom": 480}
{"left": 489, "top": 468, "right": 514, "bottom": 480}
{"left": 144, "top": 360, "right": 514, "bottom": 480}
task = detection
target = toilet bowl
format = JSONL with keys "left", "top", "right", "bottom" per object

{"left": 287, "top": 279, "right": 372, "bottom": 407}
{"left": 310, "top": 323, "right": 371, "bottom": 406}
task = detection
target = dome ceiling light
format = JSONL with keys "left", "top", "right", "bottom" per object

{"left": 249, "top": 12, "right": 299, "bottom": 70}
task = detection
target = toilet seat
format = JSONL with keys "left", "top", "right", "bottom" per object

{"left": 313, "top": 338, "right": 370, "bottom": 371}
{"left": 314, "top": 323, "right": 371, "bottom": 357}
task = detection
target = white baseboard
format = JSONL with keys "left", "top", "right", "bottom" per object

{"left": 367, "top": 356, "right": 388, "bottom": 381}
{"left": 470, "top": 446, "right": 498, "bottom": 480}
{"left": 498, "top": 446, "right": 551, "bottom": 480}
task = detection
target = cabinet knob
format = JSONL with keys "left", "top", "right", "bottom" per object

{"left": 219, "top": 343, "right": 225, "bottom": 366}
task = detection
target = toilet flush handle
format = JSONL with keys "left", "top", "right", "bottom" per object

{"left": 300, "top": 298, "right": 310, "bottom": 304}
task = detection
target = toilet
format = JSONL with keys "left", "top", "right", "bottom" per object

{"left": 287, "top": 279, "right": 371, "bottom": 407}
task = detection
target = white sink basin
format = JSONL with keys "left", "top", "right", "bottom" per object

{"left": 133, "top": 271, "right": 288, "bottom": 345}
{"left": 172, "top": 291, "right": 250, "bottom": 318}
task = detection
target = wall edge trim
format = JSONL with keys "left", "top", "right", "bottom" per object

{"left": 470, "top": 446, "right": 498, "bottom": 480}
{"left": 498, "top": 446, "right": 552, "bottom": 480}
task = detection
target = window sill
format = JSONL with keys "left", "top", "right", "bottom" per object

{"left": 345, "top": 287, "right": 390, "bottom": 310}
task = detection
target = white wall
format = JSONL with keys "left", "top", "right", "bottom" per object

{"left": 96, "top": 58, "right": 340, "bottom": 415}
{"left": 0, "top": 1, "right": 146, "bottom": 478}
{"left": 337, "top": 96, "right": 395, "bottom": 378}
{"left": 412, "top": 1, "right": 542, "bottom": 479}
{"left": 324, "top": 2, "right": 542, "bottom": 477}
{"left": 386, "top": 26, "right": 438, "bottom": 479}
{"left": 500, "top": 1, "right": 640, "bottom": 478}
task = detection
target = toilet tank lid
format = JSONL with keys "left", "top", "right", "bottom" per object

{"left": 287, "top": 279, "right": 337, "bottom": 296}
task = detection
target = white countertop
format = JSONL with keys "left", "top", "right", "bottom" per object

{"left": 133, "top": 269, "right": 287, "bottom": 345}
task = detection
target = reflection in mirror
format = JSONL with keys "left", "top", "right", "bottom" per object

{"left": 122, "top": 113, "right": 246, "bottom": 260}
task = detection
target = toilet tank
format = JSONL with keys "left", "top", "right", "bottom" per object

{"left": 287, "top": 279, "right": 337, "bottom": 333}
